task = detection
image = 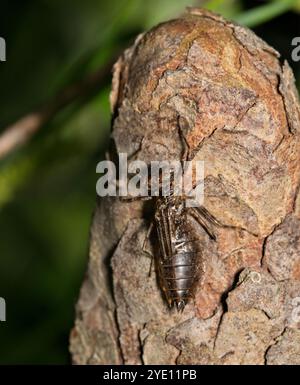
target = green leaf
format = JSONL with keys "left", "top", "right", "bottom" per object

{"left": 234, "top": 0, "right": 298, "bottom": 28}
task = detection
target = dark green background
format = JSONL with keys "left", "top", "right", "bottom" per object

{"left": 0, "top": 0, "right": 299, "bottom": 364}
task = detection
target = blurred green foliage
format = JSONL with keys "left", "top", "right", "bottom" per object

{"left": 0, "top": 0, "right": 299, "bottom": 364}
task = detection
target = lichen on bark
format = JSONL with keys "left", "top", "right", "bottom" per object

{"left": 70, "top": 8, "right": 300, "bottom": 365}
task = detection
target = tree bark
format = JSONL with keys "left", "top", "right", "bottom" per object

{"left": 70, "top": 8, "right": 300, "bottom": 365}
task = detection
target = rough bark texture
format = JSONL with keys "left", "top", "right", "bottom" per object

{"left": 70, "top": 8, "right": 300, "bottom": 365}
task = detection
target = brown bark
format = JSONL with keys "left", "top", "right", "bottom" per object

{"left": 70, "top": 8, "right": 300, "bottom": 365}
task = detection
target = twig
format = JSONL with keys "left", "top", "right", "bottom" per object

{"left": 0, "top": 60, "right": 113, "bottom": 160}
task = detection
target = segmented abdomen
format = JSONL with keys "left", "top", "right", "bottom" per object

{"left": 155, "top": 200, "right": 200, "bottom": 310}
